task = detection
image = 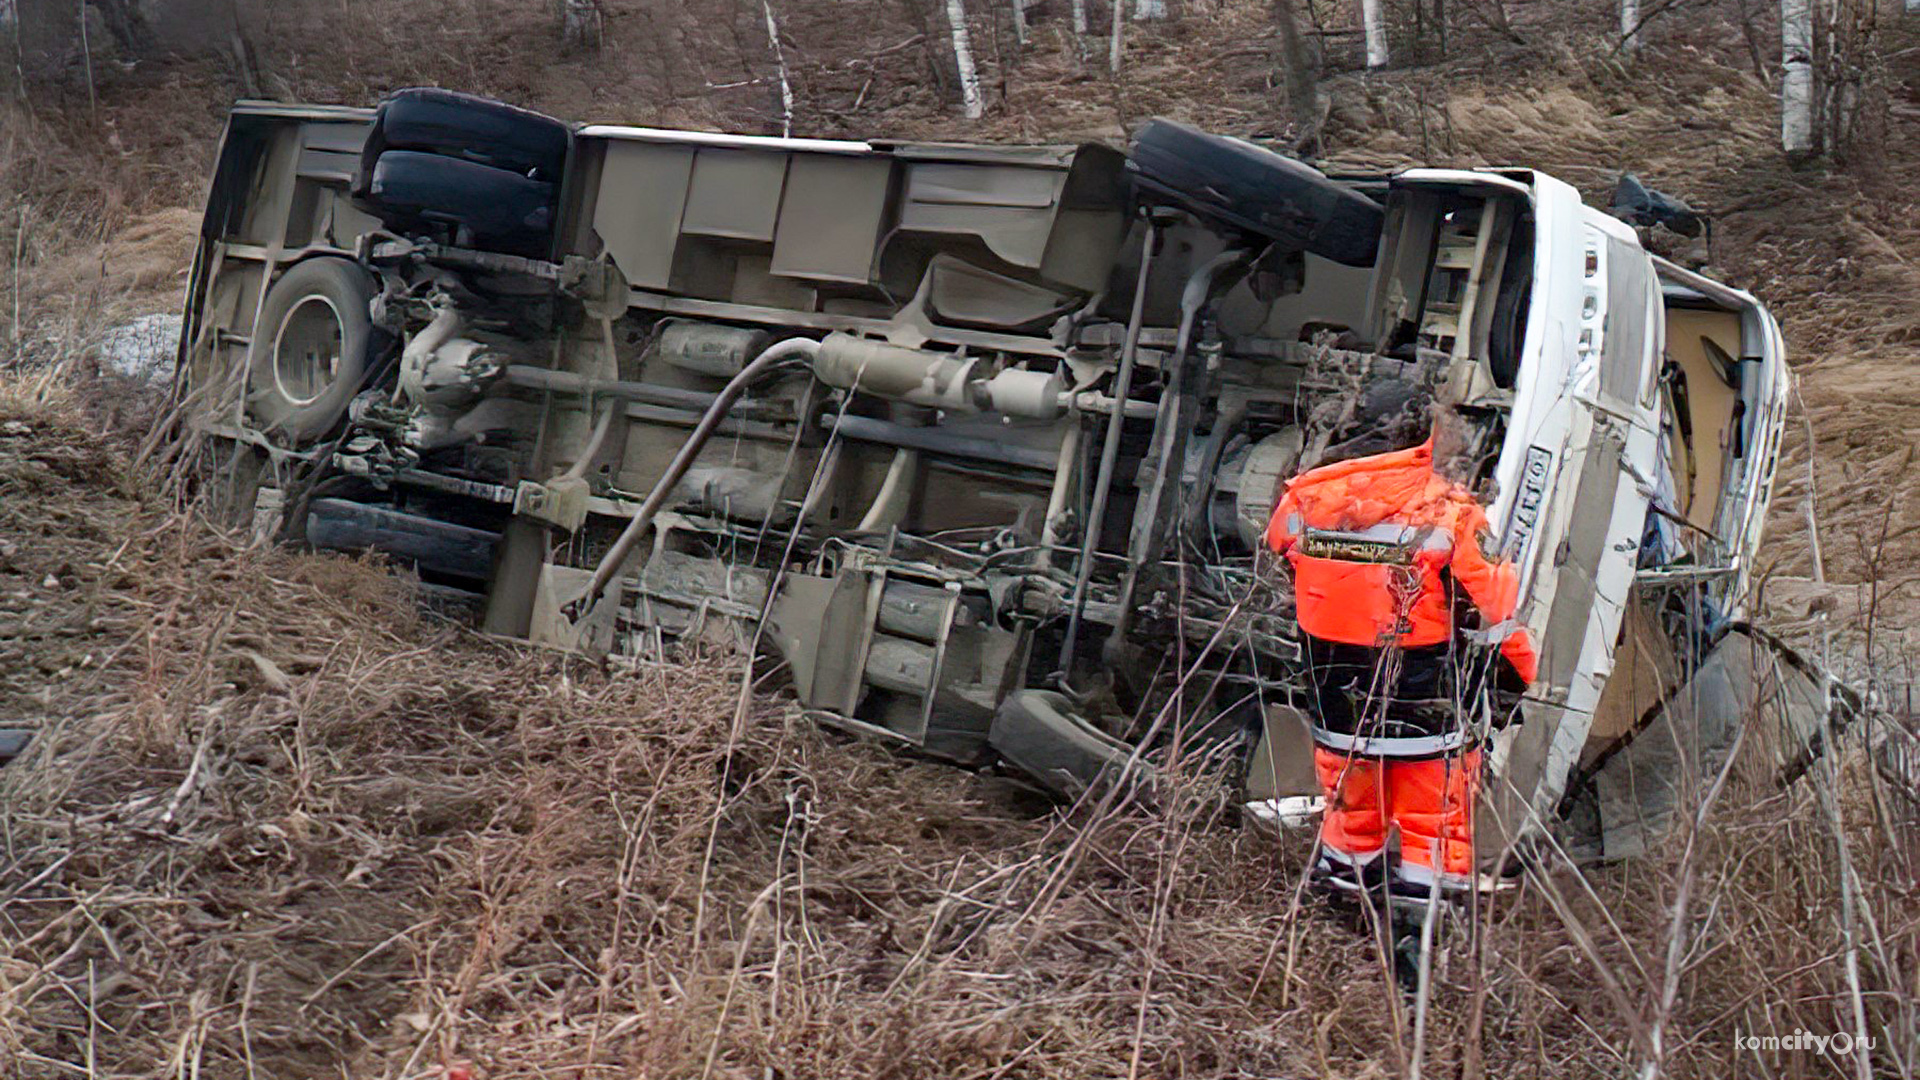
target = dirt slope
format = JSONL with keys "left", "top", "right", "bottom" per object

{"left": 0, "top": 384, "right": 1906, "bottom": 1079}
{"left": 11, "top": 0, "right": 1917, "bottom": 599}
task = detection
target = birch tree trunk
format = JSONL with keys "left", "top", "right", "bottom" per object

{"left": 1781, "top": 0, "right": 1815, "bottom": 153}
{"left": 762, "top": 0, "right": 794, "bottom": 137}
{"left": 1109, "top": 0, "right": 1124, "bottom": 70}
{"left": 1132, "top": 0, "right": 1168, "bottom": 19}
{"left": 1012, "top": 0, "right": 1029, "bottom": 46}
{"left": 78, "top": 0, "right": 95, "bottom": 117}
{"left": 1072, "top": 0, "right": 1088, "bottom": 34}
{"left": 1361, "top": 0, "right": 1389, "bottom": 69}
{"left": 1619, "top": 0, "right": 1640, "bottom": 53}
{"left": 944, "top": 0, "right": 984, "bottom": 120}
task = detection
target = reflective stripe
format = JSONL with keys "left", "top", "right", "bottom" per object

{"left": 1323, "top": 523, "right": 1419, "bottom": 542}
{"left": 1317, "top": 848, "right": 1481, "bottom": 897}
{"left": 1318, "top": 846, "right": 1383, "bottom": 868}
{"left": 1395, "top": 859, "right": 1476, "bottom": 892}
{"left": 1283, "top": 513, "right": 1304, "bottom": 535}
{"left": 1311, "top": 727, "right": 1470, "bottom": 757}
{"left": 1303, "top": 522, "right": 1453, "bottom": 552}
{"left": 1293, "top": 523, "right": 1453, "bottom": 568}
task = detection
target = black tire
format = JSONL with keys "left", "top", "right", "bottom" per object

{"left": 358, "top": 88, "right": 570, "bottom": 185}
{"left": 246, "top": 257, "right": 375, "bottom": 444}
{"left": 1486, "top": 216, "right": 1535, "bottom": 389}
{"left": 1128, "top": 119, "right": 1385, "bottom": 267}
{"left": 988, "top": 690, "right": 1137, "bottom": 797}
{"left": 362, "top": 150, "right": 558, "bottom": 259}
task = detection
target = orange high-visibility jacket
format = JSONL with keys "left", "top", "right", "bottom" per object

{"left": 1265, "top": 438, "right": 1539, "bottom": 685}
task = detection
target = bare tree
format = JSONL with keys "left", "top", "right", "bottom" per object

{"left": 1273, "top": 0, "right": 1323, "bottom": 148}
{"left": 1072, "top": 0, "right": 1088, "bottom": 34}
{"left": 1361, "top": 0, "right": 1388, "bottom": 68}
{"left": 945, "top": 0, "right": 984, "bottom": 119}
{"left": 227, "top": 1, "right": 261, "bottom": 99}
{"left": 1817, "top": 0, "right": 1882, "bottom": 160}
{"left": 3, "top": 0, "right": 22, "bottom": 101}
{"left": 1781, "top": 0, "right": 1815, "bottom": 153}
{"left": 78, "top": 0, "right": 94, "bottom": 116}
{"left": 560, "top": 0, "right": 605, "bottom": 51}
{"left": 90, "top": 0, "right": 147, "bottom": 56}
{"left": 1619, "top": 0, "right": 1640, "bottom": 53}
{"left": 762, "top": 0, "right": 793, "bottom": 136}
{"left": 1011, "top": 0, "right": 1029, "bottom": 46}
{"left": 1736, "top": 0, "right": 1772, "bottom": 84}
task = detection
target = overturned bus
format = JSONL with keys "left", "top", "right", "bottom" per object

{"left": 170, "top": 91, "right": 1835, "bottom": 861}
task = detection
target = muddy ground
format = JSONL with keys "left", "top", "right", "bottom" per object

{"left": 2, "top": 0, "right": 1918, "bottom": 1076}
{"left": 1, "top": 369, "right": 1909, "bottom": 1078}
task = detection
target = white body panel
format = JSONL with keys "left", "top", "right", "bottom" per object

{"left": 1410, "top": 169, "right": 1790, "bottom": 835}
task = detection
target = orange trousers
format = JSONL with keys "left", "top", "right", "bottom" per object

{"left": 1313, "top": 747, "right": 1481, "bottom": 879}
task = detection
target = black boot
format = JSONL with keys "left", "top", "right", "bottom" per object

{"left": 1391, "top": 926, "right": 1424, "bottom": 994}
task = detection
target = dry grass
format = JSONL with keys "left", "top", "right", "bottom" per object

{"left": 2, "top": 1, "right": 1919, "bottom": 1076}
{"left": 2, "top": 384, "right": 1916, "bottom": 1079}
{"left": 0, "top": 393, "right": 1339, "bottom": 1078}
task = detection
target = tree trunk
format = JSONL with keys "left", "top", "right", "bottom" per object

{"left": 762, "top": 0, "right": 793, "bottom": 136}
{"left": 225, "top": 0, "right": 262, "bottom": 98}
{"left": 1132, "top": 0, "right": 1167, "bottom": 19}
{"left": 1619, "top": 0, "right": 1640, "bottom": 54}
{"left": 1272, "top": 0, "right": 1320, "bottom": 139}
{"left": 1011, "top": 0, "right": 1028, "bottom": 46}
{"left": 1736, "top": 0, "right": 1771, "bottom": 85}
{"left": 1781, "top": 0, "right": 1815, "bottom": 153}
{"left": 77, "top": 0, "right": 94, "bottom": 116}
{"left": 944, "top": 0, "right": 984, "bottom": 119}
{"left": 90, "top": 0, "right": 148, "bottom": 57}
{"left": 4, "top": 0, "right": 22, "bottom": 102}
{"left": 1361, "top": 0, "right": 1388, "bottom": 69}
{"left": 1072, "top": 0, "right": 1088, "bottom": 34}
{"left": 1109, "top": 0, "right": 1123, "bottom": 70}
{"left": 560, "top": 0, "right": 604, "bottom": 51}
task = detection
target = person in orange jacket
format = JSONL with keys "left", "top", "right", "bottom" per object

{"left": 1265, "top": 380, "right": 1537, "bottom": 898}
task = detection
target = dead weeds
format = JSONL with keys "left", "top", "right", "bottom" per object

{"left": 2, "top": 2, "right": 1918, "bottom": 1075}
{"left": 2, "top": 381, "right": 1915, "bottom": 1080}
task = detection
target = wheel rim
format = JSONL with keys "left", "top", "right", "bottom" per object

{"left": 272, "top": 295, "right": 346, "bottom": 407}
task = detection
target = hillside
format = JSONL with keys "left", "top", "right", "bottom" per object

{"left": 3, "top": 2, "right": 1918, "bottom": 1077}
